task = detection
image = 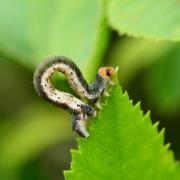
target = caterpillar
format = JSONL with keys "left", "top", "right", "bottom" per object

{"left": 33, "top": 56, "right": 115, "bottom": 137}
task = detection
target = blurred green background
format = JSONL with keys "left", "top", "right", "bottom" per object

{"left": 0, "top": 0, "right": 180, "bottom": 180}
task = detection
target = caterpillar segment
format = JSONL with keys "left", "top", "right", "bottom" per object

{"left": 33, "top": 55, "right": 115, "bottom": 137}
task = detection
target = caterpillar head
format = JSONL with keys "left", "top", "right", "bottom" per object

{"left": 98, "top": 67, "right": 115, "bottom": 80}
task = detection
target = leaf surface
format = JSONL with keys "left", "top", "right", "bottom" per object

{"left": 64, "top": 81, "right": 180, "bottom": 180}
{"left": 107, "top": 0, "right": 180, "bottom": 41}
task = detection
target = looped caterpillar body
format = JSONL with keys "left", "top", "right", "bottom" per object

{"left": 33, "top": 56, "right": 115, "bottom": 137}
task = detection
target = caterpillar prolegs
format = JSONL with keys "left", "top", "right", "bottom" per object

{"left": 33, "top": 56, "right": 115, "bottom": 137}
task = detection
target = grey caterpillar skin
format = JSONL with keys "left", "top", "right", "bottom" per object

{"left": 72, "top": 113, "right": 89, "bottom": 137}
{"left": 34, "top": 56, "right": 95, "bottom": 113}
{"left": 33, "top": 55, "right": 114, "bottom": 137}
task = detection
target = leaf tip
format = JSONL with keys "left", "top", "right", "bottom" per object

{"left": 164, "top": 143, "right": 171, "bottom": 150}
{"left": 157, "top": 127, "right": 166, "bottom": 143}
{"left": 143, "top": 110, "right": 151, "bottom": 121}
{"left": 152, "top": 121, "right": 160, "bottom": 130}
{"left": 132, "top": 101, "right": 142, "bottom": 112}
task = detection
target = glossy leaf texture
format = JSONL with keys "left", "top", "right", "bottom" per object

{"left": 64, "top": 81, "right": 180, "bottom": 180}
{"left": 107, "top": 0, "right": 180, "bottom": 41}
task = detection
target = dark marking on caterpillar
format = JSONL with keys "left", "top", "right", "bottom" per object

{"left": 60, "top": 103, "right": 68, "bottom": 109}
{"left": 33, "top": 55, "right": 115, "bottom": 137}
{"left": 106, "top": 68, "right": 111, "bottom": 76}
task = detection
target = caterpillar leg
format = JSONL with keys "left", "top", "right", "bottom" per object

{"left": 104, "top": 90, "right": 110, "bottom": 97}
{"left": 72, "top": 113, "right": 89, "bottom": 138}
{"left": 95, "top": 99, "right": 103, "bottom": 109}
{"left": 109, "top": 81, "right": 115, "bottom": 86}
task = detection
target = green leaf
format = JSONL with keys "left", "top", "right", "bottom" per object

{"left": 0, "top": 0, "right": 109, "bottom": 79}
{"left": 107, "top": 0, "right": 180, "bottom": 41}
{"left": 64, "top": 81, "right": 180, "bottom": 179}
{"left": 107, "top": 37, "right": 180, "bottom": 116}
